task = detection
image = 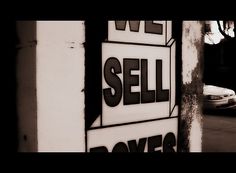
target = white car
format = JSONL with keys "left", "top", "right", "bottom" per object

{"left": 203, "top": 85, "right": 236, "bottom": 110}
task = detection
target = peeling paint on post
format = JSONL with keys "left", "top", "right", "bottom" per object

{"left": 179, "top": 21, "right": 204, "bottom": 152}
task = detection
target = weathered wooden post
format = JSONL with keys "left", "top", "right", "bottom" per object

{"left": 178, "top": 21, "right": 204, "bottom": 152}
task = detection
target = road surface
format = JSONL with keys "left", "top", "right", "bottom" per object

{"left": 202, "top": 109, "right": 236, "bottom": 152}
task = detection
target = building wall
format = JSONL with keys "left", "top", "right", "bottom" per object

{"left": 16, "top": 21, "right": 204, "bottom": 152}
{"left": 17, "top": 21, "right": 86, "bottom": 152}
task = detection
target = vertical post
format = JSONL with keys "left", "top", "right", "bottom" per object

{"left": 179, "top": 21, "right": 204, "bottom": 152}
{"left": 17, "top": 21, "right": 86, "bottom": 152}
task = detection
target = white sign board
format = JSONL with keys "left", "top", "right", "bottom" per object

{"left": 101, "top": 40, "right": 176, "bottom": 126}
{"left": 108, "top": 21, "right": 172, "bottom": 45}
{"left": 88, "top": 116, "right": 178, "bottom": 152}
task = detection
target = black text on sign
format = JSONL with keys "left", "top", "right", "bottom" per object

{"left": 103, "top": 57, "right": 169, "bottom": 106}
{"left": 108, "top": 21, "right": 172, "bottom": 45}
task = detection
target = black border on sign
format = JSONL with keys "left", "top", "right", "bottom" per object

{"left": 165, "top": 21, "right": 167, "bottom": 45}
{"left": 89, "top": 115, "right": 178, "bottom": 130}
{"left": 168, "top": 39, "right": 176, "bottom": 116}
{"left": 166, "top": 37, "right": 174, "bottom": 46}
{"left": 103, "top": 40, "right": 174, "bottom": 48}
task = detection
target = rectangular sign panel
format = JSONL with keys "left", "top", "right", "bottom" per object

{"left": 102, "top": 42, "right": 175, "bottom": 126}
{"left": 87, "top": 117, "right": 178, "bottom": 152}
{"left": 108, "top": 21, "right": 172, "bottom": 45}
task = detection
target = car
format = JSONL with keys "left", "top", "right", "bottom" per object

{"left": 203, "top": 84, "right": 236, "bottom": 110}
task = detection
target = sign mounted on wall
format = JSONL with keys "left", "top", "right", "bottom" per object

{"left": 86, "top": 20, "right": 179, "bottom": 152}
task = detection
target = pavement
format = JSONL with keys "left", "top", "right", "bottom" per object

{"left": 202, "top": 109, "right": 236, "bottom": 152}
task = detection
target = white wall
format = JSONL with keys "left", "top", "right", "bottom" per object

{"left": 36, "top": 21, "right": 85, "bottom": 151}
{"left": 17, "top": 21, "right": 86, "bottom": 152}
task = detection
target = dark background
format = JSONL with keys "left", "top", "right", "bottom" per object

{"left": 3, "top": 21, "right": 18, "bottom": 152}
{"left": 204, "top": 37, "right": 236, "bottom": 92}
